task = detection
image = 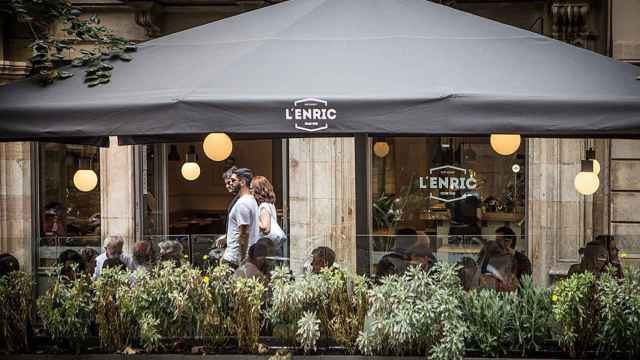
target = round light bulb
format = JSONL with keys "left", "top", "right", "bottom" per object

{"left": 574, "top": 171, "right": 600, "bottom": 195}
{"left": 73, "top": 169, "right": 98, "bottom": 192}
{"left": 181, "top": 162, "right": 201, "bottom": 181}
{"left": 490, "top": 134, "right": 521, "bottom": 156}
{"left": 592, "top": 159, "right": 601, "bottom": 175}
{"left": 373, "top": 142, "right": 390, "bottom": 158}
{"left": 203, "top": 133, "right": 233, "bottom": 161}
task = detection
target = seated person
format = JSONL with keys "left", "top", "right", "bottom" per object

{"left": 407, "top": 243, "right": 436, "bottom": 272}
{"left": 58, "top": 249, "right": 86, "bottom": 280}
{"left": 103, "top": 257, "right": 127, "bottom": 271}
{"left": 496, "top": 226, "right": 531, "bottom": 281}
{"left": 310, "top": 246, "right": 336, "bottom": 274}
{"left": 133, "top": 240, "right": 154, "bottom": 271}
{"left": 376, "top": 228, "right": 416, "bottom": 278}
{"left": 80, "top": 247, "right": 98, "bottom": 277}
{"left": 93, "top": 236, "right": 136, "bottom": 279}
{"left": 234, "top": 242, "right": 269, "bottom": 283}
{"left": 568, "top": 235, "right": 622, "bottom": 278}
{"left": 477, "top": 242, "right": 517, "bottom": 292}
{"left": 159, "top": 240, "right": 184, "bottom": 267}
{"left": 0, "top": 253, "right": 19, "bottom": 277}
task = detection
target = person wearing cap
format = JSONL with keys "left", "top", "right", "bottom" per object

{"left": 93, "top": 236, "right": 136, "bottom": 279}
{"left": 219, "top": 168, "right": 260, "bottom": 268}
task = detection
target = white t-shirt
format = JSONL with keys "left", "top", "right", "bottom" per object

{"left": 223, "top": 194, "right": 260, "bottom": 264}
{"left": 258, "top": 202, "right": 286, "bottom": 248}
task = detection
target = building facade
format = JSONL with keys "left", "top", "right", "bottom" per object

{"left": 0, "top": 0, "right": 639, "bottom": 287}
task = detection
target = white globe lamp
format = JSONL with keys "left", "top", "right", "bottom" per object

{"left": 181, "top": 145, "right": 201, "bottom": 181}
{"left": 574, "top": 171, "right": 600, "bottom": 195}
{"left": 490, "top": 134, "right": 521, "bottom": 156}
{"left": 203, "top": 133, "right": 233, "bottom": 161}
{"left": 73, "top": 169, "right": 98, "bottom": 192}
{"left": 373, "top": 141, "right": 390, "bottom": 158}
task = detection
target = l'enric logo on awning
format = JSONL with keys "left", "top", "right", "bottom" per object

{"left": 285, "top": 98, "right": 336, "bottom": 132}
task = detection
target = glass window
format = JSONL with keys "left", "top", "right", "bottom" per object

{"left": 370, "top": 137, "right": 528, "bottom": 281}
{"left": 37, "top": 143, "right": 102, "bottom": 293}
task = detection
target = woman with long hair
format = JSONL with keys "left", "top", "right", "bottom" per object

{"left": 251, "top": 176, "right": 286, "bottom": 256}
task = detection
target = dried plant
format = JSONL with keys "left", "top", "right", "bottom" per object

{"left": 0, "top": 271, "right": 33, "bottom": 353}
{"left": 196, "top": 264, "right": 233, "bottom": 350}
{"left": 93, "top": 267, "right": 138, "bottom": 352}
{"left": 232, "top": 277, "right": 266, "bottom": 353}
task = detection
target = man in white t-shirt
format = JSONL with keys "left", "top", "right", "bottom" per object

{"left": 220, "top": 168, "right": 259, "bottom": 267}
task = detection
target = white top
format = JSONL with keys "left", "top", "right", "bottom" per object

{"left": 223, "top": 194, "right": 260, "bottom": 265}
{"left": 258, "top": 202, "right": 286, "bottom": 248}
{"left": 92, "top": 252, "right": 136, "bottom": 280}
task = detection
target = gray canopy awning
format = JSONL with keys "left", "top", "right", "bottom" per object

{"left": 1, "top": 0, "right": 640, "bottom": 146}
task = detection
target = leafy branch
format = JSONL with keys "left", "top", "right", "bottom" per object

{"left": 6, "top": 0, "right": 136, "bottom": 86}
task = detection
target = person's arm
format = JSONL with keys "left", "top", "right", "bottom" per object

{"left": 259, "top": 207, "right": 271, "bottom": 235}
{"left": 238, "top": 224, "right": 249, "bottom": 262}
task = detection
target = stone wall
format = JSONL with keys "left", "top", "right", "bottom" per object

{"left": 288, "top": 138, "right": 356, "bottom": 274}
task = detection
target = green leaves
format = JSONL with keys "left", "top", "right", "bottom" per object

{"left": 7, "top": 0, "right": 137, "bottom": 87}
{"left": 0, "top": 271, "right": 34, "bottom": 353}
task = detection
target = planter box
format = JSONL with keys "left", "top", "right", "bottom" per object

{"left": 0, "top": 355, "right": 581, "bottom": 360}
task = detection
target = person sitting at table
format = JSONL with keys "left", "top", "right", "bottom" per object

{"left": 133, "top": 240, "right": 154, "bottom": 272}
{"left": 310, "top": 246, "right": 336, "bottom": 274}
{"left": 407, "top": 243, "right": 437, "bottom": 273}
{"left": 58, "top": 249, "right": 87, "bottom": 280}
{"left": 495, "top": 226, "right": 531, "bottom": 281}
{"left": 376, "top": 227, "right": 416, "bottom": 279}
{"left": 234, "top": 242, "right": 269, "bottom": 284}
{"left": 159, "top": 240, "right": 184, "bottom": 267}
{"left": 0, "top": 253, "right": 19, "bottom": 277}
{"left": 93, "top": 236, "right": 136, "bottom": 279}
{"left": 80, "top": 247, "right": 98, "bottom": 277}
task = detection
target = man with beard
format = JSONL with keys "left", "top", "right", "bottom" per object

{"left": 218, "top": 168, "right": 259, "bottom": 268}
{"left": 215, "top": 166, "right": 239, "bottom": 251}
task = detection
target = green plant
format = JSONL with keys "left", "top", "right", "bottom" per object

{"left": 357, "top": 263, "right": 466, "bottom": 360}
{"left": 5, "top": 0, "right": 136, "bottom": 86}
{"left": 297, "top": 311, "right": 320, "bottom": 353}
{"left": 232, "top": 277, "right": 266, "bottom": 353}
{"left": 0, "top": 271, "right": 33, "bottom": 353}
{"left": 551, "top": 272, "right": 598, "bottom": 358}
{"left": 121, "top": 262, "right": 205, "bottom": 352}
{"left": 464, "top": 289, "right": 513, "bottom": 357}
{"left": 596, "top": 266, "right": 640, "bottom": 356}
{"left": 511, "top": 275, "right": 554, "bottom": 356}
{"left": 196, "top": 264, "right": 233, "bottom": 351}
{"left": 267, "top": 267, "right": 329, "bottom": 346}
{"left": 93, "top": 267, "right": 138, "bottom": 352}
{"left": 37, "top": 267, "right": 93, "bottom": 353}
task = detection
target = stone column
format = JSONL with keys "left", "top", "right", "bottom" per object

{"left": 288, "top": 138, "right": 356, "bottom": 274}
{"left": 100, "top": 137, "right": 136, "bottom": 253}
{"left": 0, "top": 143, "right": 33, "bottom": 271}
{"left": 528, "top": 138, "right": 593, "bottom": 286}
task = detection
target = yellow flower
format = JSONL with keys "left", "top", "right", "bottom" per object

{"left": 203, "top": 276, "right": 210, "bottom": 284}
{"left": 620, "top": 251, "right": 628, "bottom": 259}
{"left": 551, "top": 294, "right": 558, "bottom": 302}
{"left": 203, "top": 255, "right": 209, "bottom": 260}
{"left": 183, "top": 254, "right": 188, "bottom": 259}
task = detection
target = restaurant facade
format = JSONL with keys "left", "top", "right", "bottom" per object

{"left": 0, "top": 0, "right": 639, "bottom": 291}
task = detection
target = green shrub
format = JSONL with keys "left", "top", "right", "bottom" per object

{"left": 551, "top": 272, "right": 598, "bottom": 358}
{"left": 464, "top": 289, "right": 514, "bottom": 357}
{"left": 297, "top": 311, "right": 320, "bottom": 353}
{"left": 511, "top": 275, "right": 554, "bottom": 356}
{"left": 596, "top": 266, "right": 640, "bottom": 356}
{"left": 356, "top": 263, "right": 466, "bottom": 360}
{"left": 37, "top": 267, "right": 94, "bottom": 352}
{"left": 0, "top": 271, "right": 33, "bottom": 352}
